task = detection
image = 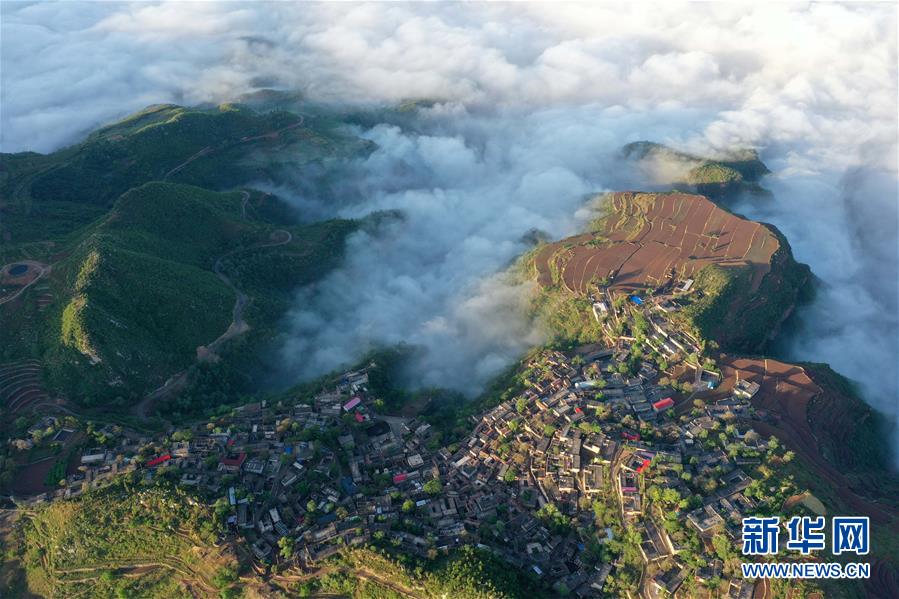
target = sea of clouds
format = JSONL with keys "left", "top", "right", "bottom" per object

{"left": 2, "top": 2, "right": 896, "bottom": 454}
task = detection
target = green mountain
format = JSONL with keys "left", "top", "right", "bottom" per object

{"left": 26, "top": 182, "right": 354, "bottom": 407}
{"left": 0, "top": 103, "right": 371, "bottom": 243}
{"left": 622, "top": 140, "right": 771, "bottom": 202}
{"left": 0, "top": 103, "right": 367, "bottom": 414}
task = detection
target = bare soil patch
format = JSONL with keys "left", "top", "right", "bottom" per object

{"left": 536, "top": 192, "right": 779, "bottom": 294}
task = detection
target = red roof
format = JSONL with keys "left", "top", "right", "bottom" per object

{"left": 636, "top": 458, "right": 651, "bottom": 474}
{"left": 392, "top": 473, "right": 408, "bottom": 484}
{"left": 574, "top": 407, "right": 583, "bottom": 414}
{"left": 147, "top": 454, "right": 171, "bottom": 468}
{"left": 220, "top": 452, "right": 247, "bottom": 467}
{"left": 653, "top": 397, "right": 674, "bottom": 411}
{"left": 354, "top": 412, "right": 364, "bottom": 423}
{"left": 622, "top": 431, "right": 641, "bottom": 441}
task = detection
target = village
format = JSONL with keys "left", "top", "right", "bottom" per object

{"left": 11, "top": 280, "right": 800, "bottom": 599}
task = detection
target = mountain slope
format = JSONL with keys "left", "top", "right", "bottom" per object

{"left": 0, "top": 103, "right": 371, "bottom": 243}
{"left": 32, "top": 182, "right": 356, "bottom": 407}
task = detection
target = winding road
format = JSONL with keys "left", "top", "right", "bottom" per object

{"left": 133, "top": 191, "right": 292, "bottom": 420}
{"left": 0, "top": 261, "right": 51, "bottom": 306}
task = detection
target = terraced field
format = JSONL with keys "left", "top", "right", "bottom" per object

{"left": 19, "top": 485, "right": 238, "bottom": 598}
{"left": 0, "top": 360, "right": 51, "bottom": 414}
{"left": 534, "top": 192, "right": 779, "bottom": 293}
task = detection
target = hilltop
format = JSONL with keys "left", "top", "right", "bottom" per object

{"left": 529, "top": 191, "right": 809, "bottom": 352}
{"left": 0, "top": 102, "right": 371, "bottom": 243}
{"left": 621, "top": 141, "right": 771, "bottom": 203}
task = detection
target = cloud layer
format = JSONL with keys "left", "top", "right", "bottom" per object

{"left": 3, "top": 2, "right": 897, "bottom": 453}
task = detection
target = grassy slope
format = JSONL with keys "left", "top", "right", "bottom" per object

{"left": 802, "top": 363, "right": 897, "bottom": 476}
{"left": 318, "top": 545, "right": 545, "bottom": 599}
{"left": 38, "top": 183, "right": 244, "bottom": 404}
{"left": 672, "top": 224, "right": 810, "bottom": 353}
{"left": 13, "top": 482, "right": 237, "bottom": 598}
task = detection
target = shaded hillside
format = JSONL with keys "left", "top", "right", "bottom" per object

{"left": 803, "top": 363, "right": 897, "bottom": 481}
{"left": 0, "top": 100, "right": 373, "bottom": 416}
{"left": 622, "top": 141, "right": 771, "bottom": 203}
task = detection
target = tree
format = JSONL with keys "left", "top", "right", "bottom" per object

{"left": 516, "top": 397, "right": 528, "bottom": 414}
{"left": 402, "top": 499, "right": 416, "bottom": 513}
{"left": 172, "top": 429, "right": 194, "bottom": 442}
{"left": 306, "top": 499, "right": 317, "bottom": 513}
{"left": 536, "top": 502, "right": 570, "bottom": 533}
{"left": 213, "top": 566, "right": 238, "bottom": 589}
{"left": 712, "top": 534, "right": 736, "bottom": 563}
{"left": 278, "top": 535, "right": 296, "bottom": 560}
{"left": 424, "top": 478, "right": 442, "bottom": 495}
{"left": 502, "top": 468, "right": 517, "bottom": 484}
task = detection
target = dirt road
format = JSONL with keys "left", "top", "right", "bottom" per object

{"left": 0, "top": 261, "right": 50, "bottom": 306}
{"left": 133, "top": 198, "right": 292, "bottom": 420}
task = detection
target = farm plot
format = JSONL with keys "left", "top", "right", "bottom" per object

{"left": 0, "top": 359, "right": 51, "bottom": 414}
{"left": 535, "top": 192, "right": 780, "bottom": 293}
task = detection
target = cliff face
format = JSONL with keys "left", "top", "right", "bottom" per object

{"left": 701, "top": 223, "right": 811, "bottom": 354}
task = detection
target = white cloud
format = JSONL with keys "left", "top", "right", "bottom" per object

{"left": 2, "top": 2, "right": 896, "bottom": 456}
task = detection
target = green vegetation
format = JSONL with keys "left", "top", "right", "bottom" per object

{"left": 529, "top": 286, "right": 604, "bottom": 345}
{"left": 39, "top": 183, "right": 243, "bottom": 404}
{"left": 3, "top": 180, "right": 358, "bottom": 412}
{"left": 2, "top": 101, "right": 372, "bottom": 418}
{"left": 622, "top": 141, "right": 771, "bottom": 203}
{"left": 1, "top": 103, "right": 369, "bottom": 243}
{"left": 423, "top": 478, "right": 442, "bottom": 495}
{"left": 671, "top": 230, "right": 810, "bottom": 353}
{"left": 803, "top": 363, "right": 898, "bottom": 476}
{"left": 43, "top": 457, "right": 68, "bottom": 488}
{"left": 673, "top": 263, "right": 750, "bottom": 341}
{"left": 686, "top": 162, "right": 743, "bottom": 184}
{"left": 15, "top": 480, "right": 237, "bottom": 598}
{"left": 329, "top": 545, "right": 545, "bottom": 599}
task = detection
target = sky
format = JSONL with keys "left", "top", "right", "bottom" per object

{"left": 2, "top": 1, "right": 897, "bottom": 455}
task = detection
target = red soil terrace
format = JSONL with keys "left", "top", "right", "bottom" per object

{"left": 535, "top": 192, "right": 778, "bottom": 293}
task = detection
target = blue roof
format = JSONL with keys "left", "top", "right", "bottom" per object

{"left": 630, "top": 295, "right": 644, "bottom": 305}
{"left": 283, "top": 446, "right": 293, "bottom": 454}
{"left": 340, "top": 476, "right": 357, "bottom": 495}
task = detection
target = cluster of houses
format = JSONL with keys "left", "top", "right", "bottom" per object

{"left": 17, "top": 287, "right": 783, "bottom": 599}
